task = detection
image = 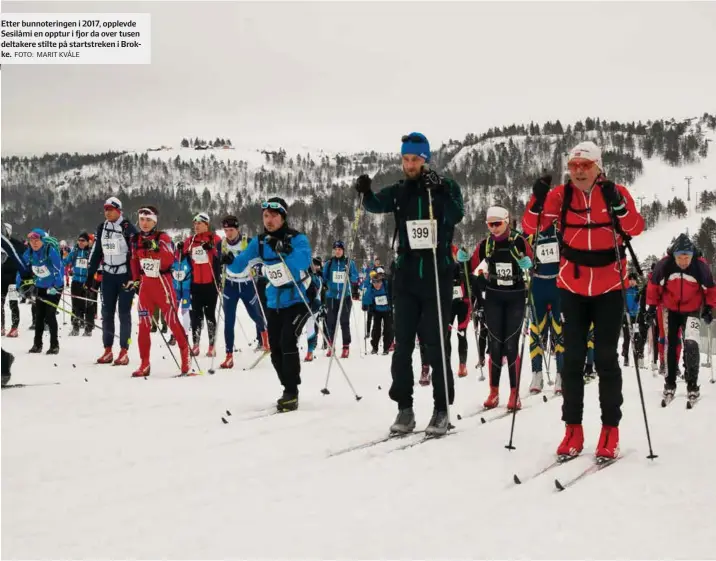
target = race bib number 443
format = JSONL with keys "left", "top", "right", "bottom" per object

{"left": 406, "top": 219, "right": 437, "bottom": 250}
{"left": 265, "top": 262, "right": 291, "bottom": 287}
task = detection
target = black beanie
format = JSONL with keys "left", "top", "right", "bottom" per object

{"left": 78, "top": 231, "right": 90, "bottom": 242}
{"left": 670, "top": 233, "right": 695, "bottom": 256}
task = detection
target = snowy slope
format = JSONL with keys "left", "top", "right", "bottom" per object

{"left": 2, "top": 287, "right": 714, "bottom": 558}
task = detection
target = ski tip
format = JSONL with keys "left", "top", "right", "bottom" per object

{"left": 555, "top": 479, "right": 565, "bottom": 491}
{"left": 221, "top": 417, "right": 228, "bottom": 424}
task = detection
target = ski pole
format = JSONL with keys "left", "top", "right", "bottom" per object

{"left": 427, "top": 187, "right": 453, "bottom": 427}
{"left": 710, "top": 325, "right": 715, "bottom": 384}
{"left": 322, "top": 196, "right": 363, "bottom": 395}
{"left": 158, "top": 274, "right": 204, "bottom": 375}
{"left": 609, "top": 207, "right": 657, "bottom": 460}
{"left": 276, "top": 251, "right": 362, "bottom": 401}
{"left": 462, "top": 261, "right": 484, "bottom": 379}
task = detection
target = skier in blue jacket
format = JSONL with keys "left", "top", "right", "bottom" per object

{"left": 170, "top": 240, "right": 193, "bottom": 346}
{"left": 322, "top": 240, "right": 359, "bottom": 358}
{"left": 63, "top": 231, "right": 93, "bottom": 336}
{"left": 226, "top": 197, "right": 312, "bottom": 412}
{"left": 18, "top": 228, "right": 64, "bottom": 354}
{"left": 622, "top": 272, "right": 641, "bottom": 367}
{"left": 362, "top": 266, "right": 393, "bottom": 354}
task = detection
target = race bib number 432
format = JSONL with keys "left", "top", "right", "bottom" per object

{"left": 406, "top": 219, "right": 437, "bottom": 250}
{"left": 495, "top": 263, "right": 513, "bottom": 286}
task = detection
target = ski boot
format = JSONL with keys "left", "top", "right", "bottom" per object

{"left": 326, "top": 347, "right": 333, "bottom": 358}
{"left": 132, "top": 363, "right": 151, "bottom": 377}
{"left": 277, "top": 391, "right": 298, "bottom": 412}
{"left": 382, "top": 348, "right": 389, "bottom": 356}
{"left": 340, "top": 346, "right": 350, "bottom": 359}
{"left": 425, "top": 408, "right": 450, "bottom": 436}
{"left": 1, "top": 353, "right": 13, "bottom": 387}
{"left": 304, "top": 351, "right": 314, "bottom": 362}
{"left": 168, "top": 335, "right": 177, "bottom": 346}
{"left": 161, "top": 324, "right": 168, "bottom": 334}
{"left": 97, "top": 347, "right": 113, "bottom": 364}
{"left": 260, "top": 330, "right": 270, "bottom": 351}
{"left": 529, "top": 371, "right": 544, "bottom": 393}
{"left": 390, "top": 407, "right": 416, "bottom": 434}
{"left": 206, "top": 345, "right": 216, "bottom": 358}
{"left": 483, "top": 386, "right": 499, "bottom": 409}
{"left": 28, "top": 344, "right": 42, "bottom": 354}
{"left": 7, "top": 328, "right": 18, "bottom": 338}
{"left": 82, "top": 327, "right": 92, "bottom": 337}
{"left": 595, "top": 426, "right": 619, "bottom": 459}
{"left": 180, "top": 346, "right": 191, "bottom": 375}
{"left": 457, "top": 363, "right": 468, "bottom": 378}
{"left": 418, "top": 365, "right": 431, "bottom": 386}
{"left": 46, "top": 344, "right": 59, "bottom": 355}
{"left": 220, "top": 353, "right": 234, "bottom": 369}
{"left": 113, "top": 348, "right": 129, "bottom": 366}
{"left": 686, "top": 383, "right": 700, "bottom": 402}
{"left": 371, "top": 347, "right": 378, "bottom": 355}
{"left": 191, "top": 344, "right": 200, "bottom": 357}
{"left": 659, "top": 361, "right": 666, "bottom": 375}
{"left": 557, "top": 424, "right": 584, "bottom": 458}
{"left": 506, "top": 388, "right": 521, "bottom": 411}
{"left": 661, "top": 382, "right": 676, "bottom": 406}
{"left": 554, "top": 373, "right": 563, "bottom": 395}
{"left": 69, "top": 326, "right": 80, "bottom": 337}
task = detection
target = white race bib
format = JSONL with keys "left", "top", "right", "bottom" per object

{"left": 140, "top": 258, "right": 161, "bottom": 278}
{"left": 75, "top": 258, "right": 88, "bottom": 269}
{"left": 7, "top": 285, "right": 19, "bottom": 301}
{"left": 375, "top": 295, "right": 388, "bottom": 306}
{"left": 633, "top": 323, "right": 640, "bottom": 335}
{"left": 684, "top": 316, "right": 701, "bottom": 342}
{"left": 264, "top": 262, "right": 291, "bottom": 287}
{"left": 332, "top": 271, "right": 346, "bottom": 284}
{"left": 173, "top": 270, "right": 186, "bottom": 282}
{"left": 102, "top": 238, "right": 121, "bottom": 256}
{"left": 495, "top": 263, "right": 513, "bottom": 286}
{"left": 536, "top": 242, "right": 559, "bottom": 264}
{"left": 453, "top": 286, "right": 463, "bottom": 299}
{"left": 192, "top": 247, "right": 209, "bottom": 264}
{"left": 32, "top": 264, "right": 50, "bottom": 278}
{"left": 406, "top": 219, "right": 437, "bottom": 250}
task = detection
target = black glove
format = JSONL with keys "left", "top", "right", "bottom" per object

{"left": 421, "top": 166, "right": 444, "bottom": 190}
{"left": 598, "top": 179, "right": 626, "bottom": 215}
{"left": 201, "top": 241, "right": 213, "bottom": 251}
{"left": 220, "top": 252, "right": 235, "bottom": 265}
{"left": 702, "top": 306, "right": 713, "bottom": 325}
{"left": 266, "top": 235, "right": 292, "bottom": 255}
{"left": 532, "top": 173, "right": 552, "bottom": 210}
{"left": 355, "top": 174, "right": 372, "bottom": 195}
{"left": 645, "top": 305, "right": 657, "bottom": 324}
{"left": 141, "top": 238, "right": 158, "bottom": 251}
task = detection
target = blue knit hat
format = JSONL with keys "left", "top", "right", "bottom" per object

{"left": 401, "top": 132, "right": 430, "bottom": 162}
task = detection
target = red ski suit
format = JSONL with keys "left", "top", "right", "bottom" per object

{"left": 130, "top": 231, "right": 189, "bottom": 363}
{"left": 522, "top": 183, "right": 644, "bottom": 297}
{"left": 182, "top": 231, "right": 222, "bottom": 285}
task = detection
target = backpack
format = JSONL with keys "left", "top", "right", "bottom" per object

{"left": 485, "top": 229, "right": 522, "bottom": 263}
{"left": 43, "top": 235, "right": 61, "bottom": 260}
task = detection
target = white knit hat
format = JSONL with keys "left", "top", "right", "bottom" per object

{"left": 486, "top": 206, "right": 509, "bottom": 221}
{"left": 568, "top": 141, "right": 603, "bottom": 171}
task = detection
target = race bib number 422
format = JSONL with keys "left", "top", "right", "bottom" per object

{"left": 406, "top": 219, "right": 437, "bottom": 250}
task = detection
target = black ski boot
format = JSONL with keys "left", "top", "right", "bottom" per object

{"left": 425, "top": 408, "right": 450, "bottom": 436}
{"left": 69, "top": 326, "right": 80, "bottom": 337}
{"left": 28, "top": 344, "right": 42, "bottom": 353}
{"left": 83, "top": 327, "right": 93, "bottom": 337}
{"left": 277, "top": 391, "right": 298, "bottom": 412}
{"left": 1, "top": 351, "right": 14, "bottom": 387}
{"left": 371, "top": 347, "right": 378, "bottom": 355}
{"left": 390, "top": 407, "right": 416, "bottom": 434}
{"left": 46, "top": 344, "right": 60, "bottom": 355}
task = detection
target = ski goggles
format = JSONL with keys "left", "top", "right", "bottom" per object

{"left": 401, "top": 134, "right": 426, "bottom": 143}
{"left": 193, "top": 212, "right": 210, "bottom": 224}
{"left": 486, "top": 220, "right": 506, "bottom": 228}
{"left": 27, "top": 232, "right": 43, "bottom": 241}
{"left": 261, "top": 201, "right": 287, "bottom": 215}
{"left": 567, "top": 160, "right": 597, "bottom": 172}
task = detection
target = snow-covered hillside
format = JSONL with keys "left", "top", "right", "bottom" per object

{"left": 2, "top": 279, "right": 715, "bottom": 558}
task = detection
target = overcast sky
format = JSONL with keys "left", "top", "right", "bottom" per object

{"left": 2, "top": 0, "right": 715, "bottom": 156}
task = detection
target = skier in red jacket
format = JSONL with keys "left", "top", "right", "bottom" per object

{"left": 130, "top": 206, "right": 191, "bottom": 377}
{"left": 522, "top": 141, "right": 644, "bottom": 460}
{"left": 183, "top": 213, "right": 222, "bottom": 356}
{"left": 646, "top": 234, "right": 716, "bottom": 403}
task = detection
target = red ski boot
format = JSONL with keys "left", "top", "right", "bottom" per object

{"left": 206, "top": 345, "right": 216, "bottom": 358}
{"left": 483, "top": 387, "right": 499, "bottom": 409}
{"left": 97, "top": 347, "right": 113, "bottom": 364}
{"left": 180, "top": 345, "right": 191, "bottom": 375}
{"left": 340, "top": 346, "right": 350, "bottom": 359}
{"left": 191, "top": 344, "right": 200, "bottom": 356}
{"left": 457, "top": 363, "right": 468, "bottom": 378}
{"left": 220, "top": 353, "right": 234, "bottom": 369}
{"left": 304, "top": 351, "right": 314, "bottom": 362}
{"left": 557, "top": 424, "right": 584, "bottom": 457}
{"left": 7, "top": 328, "right": 18, "bottom": 338}
{"left": 326, "top": 347, "right": 333, "bottom": 358}
{"left": 132, "top": 363, "right": 150, "bottom": 377}
{"left": 113, "top": 348, "right": 129, "bottom": 366}
{"left": 260, "top": 330, "right": 270, "bottom": 351}
{"left": 595, "top": 425, "right": 620, "bottom": 459}
{"left": 506, "top": 388, "right": 521, "bottom": 411}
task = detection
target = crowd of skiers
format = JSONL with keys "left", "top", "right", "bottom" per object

{"left": 2, "top": 134, "right": 715, "bottom": 463}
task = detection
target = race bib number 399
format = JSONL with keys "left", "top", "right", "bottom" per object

{"left": 684, "top": 316, "right": 701, "bottom": 342}
{"left": 406, "top": 219, "right": 437, "bottom": 250}
{"left": 536, "top": 242, "right": 559, "bottom": 264}
{"left": 264, "top": 262, "right": 291, "bottom": 287}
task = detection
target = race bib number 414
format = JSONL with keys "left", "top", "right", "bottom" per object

{"left": 536, "top": 242, "right": 559, "bottom": 264}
